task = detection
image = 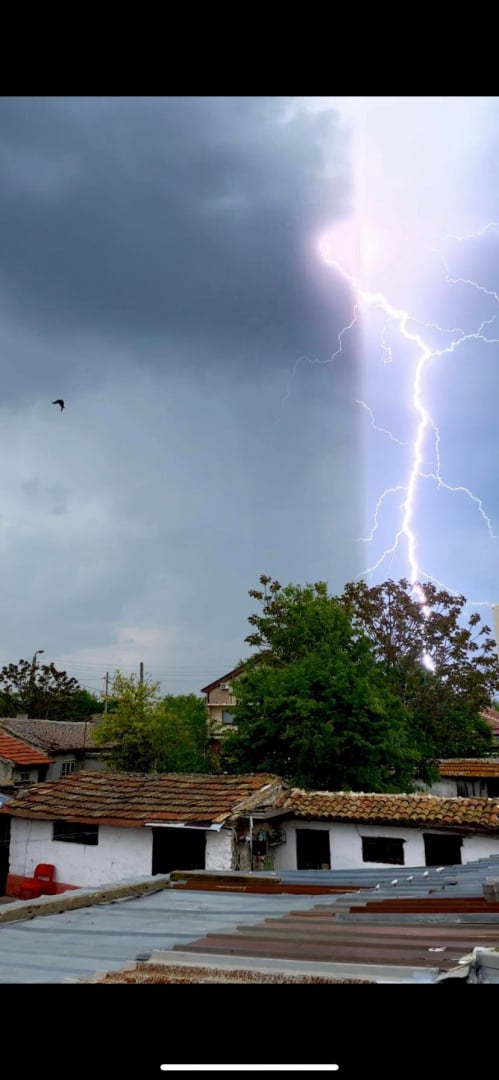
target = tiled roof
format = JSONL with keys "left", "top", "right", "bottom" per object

{"left": 0, "top": 771, "right": 283, "bottom": 827}
{"left": 481, "top": 708, "right": 499, "bottom": 735}
{"left": 0, "top": 718, "right": 105, "bottom": 753}
{"left": 200, "top": 666, "right": 245, "bottom": 695}
{"left": 439, "top": 758, "right": 499, "bottom": 778}
{"left": 278, "top": 789, "right": 499, "bottom": 832}
{"left": 0, "top": 731, "right": 53, "bottom": 767}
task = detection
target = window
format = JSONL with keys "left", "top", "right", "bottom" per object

{"left": 60, "top": 761, "right": 76, "bottom": 776}
{"left": 19, "top": 771, "right": 30, "bottom": 783}
{"left": 362, "top": 836, "right": 405, "bottom": 865}
{"left": 53, "top": 820, "right": 99, "bottom": 845}
{"left": 222, "top": 710, "right": 235, "bottom": 724}
{"left": 424, "top": 832, "right": 462, "bottom": 866}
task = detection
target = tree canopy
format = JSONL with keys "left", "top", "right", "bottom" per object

{"left": 339, "top": 579, "right": 497, "bottom": 771}
{"left": 222, "top": 577, "right": 416, "bottom": 791}
{"left": 92, "top": 672, "right": 209, "bottom": 773}
{"left": 222, "top": 575, "right": 498, "bottom": 791}
{"left": 0, "top": 658, "right": 82, "bottom": 720}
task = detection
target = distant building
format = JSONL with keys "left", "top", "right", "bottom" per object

{"left": 0, "top": 718, "right": 108, "bottom": 779}
{"left": 201, "top": 666, "right": 243, "bottom": 750}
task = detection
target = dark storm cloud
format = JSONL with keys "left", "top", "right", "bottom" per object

{"left": 0, "top": 97, "right": 352, "bottom": 363}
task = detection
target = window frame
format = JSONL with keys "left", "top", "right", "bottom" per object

{"left": 53, "top": 820, "right": 99, "bottom": 845}
{"left": 362, "top": 835, "right": 405, "bottom": 866}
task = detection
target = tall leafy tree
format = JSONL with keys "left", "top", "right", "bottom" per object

{"left": 340, "top": 579, "right": 498, "bottom": 772}
{"left": 93, "top": 673, "right": 209, "bottom": 773}
{"left": 222, "top": 576, "right": 417, "bottom": 791}
{"left": 0, "top": 658, "right": 81, "bottom": 720}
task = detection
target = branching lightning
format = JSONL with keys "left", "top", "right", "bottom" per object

{"left": 319, "top": 230, "right": 499, "bottom": 611}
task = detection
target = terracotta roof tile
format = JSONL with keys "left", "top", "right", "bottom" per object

{"left": 278, "top": 789, "right": 499, "bottom": 832}
{"left": 0, "top": 732, "right": 53, "bottom": 767}
{"left": 439, "top": 758, "right": 499, "bottom": 778}
{"left": 0, "top": 718, "right": 105, "bottom": 752}
{"left": 481, "top": 708, "right": 499, "bottom": 734}
{"left": 0, "top": 771, "right": 283, "bottom": 827}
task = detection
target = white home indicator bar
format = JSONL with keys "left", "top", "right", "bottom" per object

{"left": 160, "top": 1068, "right": 339, "bottom": 1073}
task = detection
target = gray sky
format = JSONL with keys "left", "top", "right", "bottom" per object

{"left": 0, "top": 97, "right": 363, "bottom": 696}
{"left": 2, "top": 97, "right": 498, "bottom": 700}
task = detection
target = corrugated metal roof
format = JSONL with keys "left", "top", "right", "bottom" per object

{"left": 2, "top": 857, "right": 499, "bottom": 984}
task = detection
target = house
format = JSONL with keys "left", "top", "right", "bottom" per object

{"left": 0, "top": 731, "right": 54, "bottom": 794}
{"left": 0, "top": 718, "right": 108, "bottom": 779}
{"left": 3, "top": 771, "right": 499, "bottom": 895}
{"left": 430, "top": 758, "right": 499, "bottom": 799}
{"left": 481, "top": 707, "right": 499, "bottom": 743}
{"left": 201, "top": 666, "right": 243, "bottom": 748}
{"left": 0, "top": 771, "right": 284, "bottom": 896}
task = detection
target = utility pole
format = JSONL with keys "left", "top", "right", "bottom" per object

{"left": 103, "top": 672, "right": 109, "bottom": 713}
{"left": 29, "top": 650, "right": 44, "bottom": 718}
{"left": 139, "top": 662, "right": 144, "bottom": 685}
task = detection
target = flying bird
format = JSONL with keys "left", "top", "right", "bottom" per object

{"left": 52, "top": 399, "right": 65, "bottom": 411}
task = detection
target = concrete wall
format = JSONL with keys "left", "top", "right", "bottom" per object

{"left": 429, "top": 780, "right": 458, "bottom": 796}
{"left": 206, "top": 684, "right": 237, "bottom": 738}
{"left": 205, "top": 828, "right": 234, "bottom": 871}
{"left": 271, "top": 819, "right": 499, "bottom": 871}
{"left": 8, "top": 819, "right": 235, "bottom": 891}
{"left": 46, "top": 756, "right": 80, "bottom": 781}
{"left": 9, "top": 818, "right": 152, "bottom": 888}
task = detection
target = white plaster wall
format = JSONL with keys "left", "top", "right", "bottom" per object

{"left": 428, "top": 780, "right": 458, "bottom": 796}
{"left": 271, "top": 819, "right": 499, "bottom": 870}
{"left": 0, "top": 760, "right": 13, "bottom": 782}
{"left": 205, "top": 828, "right": 234, "bottom": 870}
{"left": 462, "top": 835, "right": 499, "bottom": 862}
{"left": 9, "top": 818, "right": 152, "bottom": 886}
{"left": 46, "top": 757, "right": 79, "bottom": 781}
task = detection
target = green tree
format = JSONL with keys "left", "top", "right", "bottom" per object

{"left": 92, "top": 672, "right": 163, "bottom": 771}
{"left": 222, "top": 576, "right": 417, "bottom": 791}
{"left": 157, "top": 694, "right": 208, "bottom": 772}
{"left": 65, "top": 688, "right": 105, "bottom": 719}
{"left": 0, "top": 658, "right": 81, "bottom": 720}
{"left": 93, "top": 673, "right": 209, "bottom": 773}
{"left": 340, "top": 578, "right": 498, "bottom": 775}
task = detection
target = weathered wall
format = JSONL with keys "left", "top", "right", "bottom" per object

{"left": 9, "top": 818, "right": 153, "bottom": 889}
{"left": 205, "top": 828, "right": 234, "bottom": 870}
{"left": 271, "top": 819, "right": 499, "bottom": 870}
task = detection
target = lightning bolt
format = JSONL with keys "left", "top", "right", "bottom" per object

{"left": 320, "top": 231, "right": 499, "bottom": 614}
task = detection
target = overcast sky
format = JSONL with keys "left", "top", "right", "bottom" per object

{"left": 0, "top": 97, "right": 498, "bottom": 699}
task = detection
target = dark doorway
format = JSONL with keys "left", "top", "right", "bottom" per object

{"left": 424, "top": 833, "right": 463, "bottom": 866}
{"left": 152, "top": 827, "right": 206, "bottom": 875}
{"left": 296, "top": 828, "right": 331, "bottom": 870}
{"left": 0, "top": 815, "right": 10, "bottom": 895}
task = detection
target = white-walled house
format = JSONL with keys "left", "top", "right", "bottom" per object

{"left": 4, "top": 772, "right": 499, "bottom": 895}
{"left": 0, "top": 718, "right": 107, "bottom": 779}
{"left": 429, "top": 758, "right": 499, "bottom": 799}
{"left": 1, "top": 771, "right": 284, "bottom": 896}
{"left": 0, "top": 731, "right": 53, "bottom": 793}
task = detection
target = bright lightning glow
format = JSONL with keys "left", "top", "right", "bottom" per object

{"left": 319, "top": 226, "right": 499, "bottom": 634}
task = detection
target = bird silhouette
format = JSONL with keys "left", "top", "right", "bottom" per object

{"left": 52, "top": 399, "right": 65, "bottom": 411}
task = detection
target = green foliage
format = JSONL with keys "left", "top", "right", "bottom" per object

{"left": 93, "top": 673, "right": 209, "bottom": 773}
{"left": 340, "top": 579, "right": 498, "bottom": 773}
{"left": 222, "top": 577, "right": 417, "bottom": 792}
{"left": 0, "top": 658, "right": 81, "bottom": 720}
{"left": 65, "top": 688, "right": 105, "bottom": 719}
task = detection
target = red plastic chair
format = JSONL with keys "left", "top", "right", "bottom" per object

{"left": 18, "top": 864, "right": 57, "bottom": 900}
